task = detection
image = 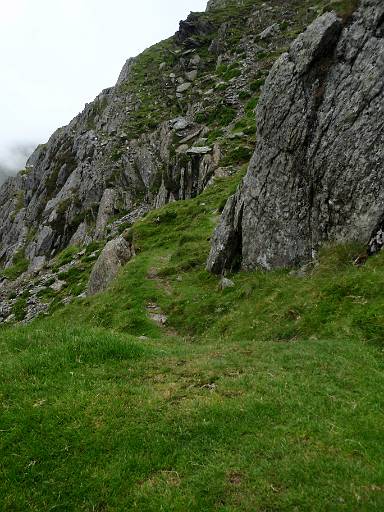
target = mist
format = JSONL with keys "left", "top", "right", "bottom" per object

{"left": 0, "top": 143, "right": 37, "bottom": 185}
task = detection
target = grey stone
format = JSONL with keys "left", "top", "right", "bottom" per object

{"left": 189, "top": 54, "right": 201, "bottom": 67}
{"left": 35, "top": 226, "right": 55, "bottom": 257}
{"left": 187, "top": 146, "right": 212, "bottom": 155}
{"left": 176, "top": 82, "right": 192, "bottom": 93}
{"left": 116, "top": 57, "right": 135, "bottom": 86}
{"left": 179, "top": 128, "right": 203, "bottom": 144}
{"left": 95, "top": 188, "right": 116, "bottom": 239}
{"left": 219, "top": 277, "right": 235, "bottom": 290}
{"left": 30, "top": 256, "right": 46, "bottom": 273}
{"left": 176, "top": 144, "right": 190, "bottom": 154}
{"left": 50, "top": 280, "right": 67, "bottom": 292}
{"left": 87, "top": 236, "right": 135, "bottom": 296}
{"left": 208, "top": 2, "right": 384, "bottom": 273}
{"left": 171, "top": 117, "right": 191, "bottom": 131}
{"left": 149, "top": 312, "right": 167, "bottom": 325}
{"left": 185, "top": 69, "right": 198, "bottom": 81}
{"left": 69, "top": 222, "right": 90, "bottom": 246}
{"left": 258, "top": 23, "right": 280, "bottom": 40}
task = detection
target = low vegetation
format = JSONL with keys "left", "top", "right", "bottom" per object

{"left": 0, "top": 249, "right": 29, "bottom": 281}
{"left": 0, "top": 1, "right": 379, "bottom": 510}
{"left": 1, "top": 171, "right": 384, "bottom": 511}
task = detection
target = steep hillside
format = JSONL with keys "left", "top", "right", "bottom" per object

{"left": 0, "top": 0, "right": 343, "bottom": 272}
{"left": 2, "top": 1, "right": 384, "bottom": 510}
{"left": 0, "top": 0, "right": 363, "bottom": 325}
{"left": 2, "top": 168, "right": 384, "bottom": 511}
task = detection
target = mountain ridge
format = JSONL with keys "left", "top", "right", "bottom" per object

{"left": 0, "top": 0, "right": 368, "bottom": 325}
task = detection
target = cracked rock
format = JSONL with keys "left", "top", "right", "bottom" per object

{"left": 208, "top": 1, "right": 384, "bottom": 273}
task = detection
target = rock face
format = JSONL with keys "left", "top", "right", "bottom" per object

{"left": 0, "top": 107, "right": 221, "bottom": 269}
{"left": 207, "top": 0, "right": 384, "bottom": 273}
{"left": 0, "top": 0, "right": 311, "bottom": 273}
{"left": 87, "top": 236, "right": 134, "bottom": 296}
{"left": 0, "top": 0, "right": 343, "bottom": 288}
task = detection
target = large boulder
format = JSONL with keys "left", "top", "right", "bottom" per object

{"left": 87, "top": 236, "right": 134, "bottom": 296}
{"left": 207, "top": 0, "right": 384, "bottom": 273}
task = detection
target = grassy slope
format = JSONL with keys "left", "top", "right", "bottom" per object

{"left": 1, "top": 173, "right": 384, "bottom": 511}
{"left": 1, "top": 1, "right": 382, "bottom": 509}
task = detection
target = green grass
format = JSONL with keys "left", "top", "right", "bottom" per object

{"left": 11, "top": 297, "right": 28, "bottom": 321}
{"left": 0, "top": 1, "right": 378, "bottom": 509}
{"left": 0, "top": 249, "right": 29, "bottom": 281}
{"left": 195, "top": 104, "right": 237, "bottom": 127}
{"left": 1, "top": 172, "right": 384, "bottom": 510}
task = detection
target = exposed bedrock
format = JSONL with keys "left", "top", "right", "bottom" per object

{"left": 207, "top": 0, "right": 384, "bottom": 273}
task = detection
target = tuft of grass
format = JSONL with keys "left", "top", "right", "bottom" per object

{"left": 0, "top": 249, "right": 29, "bottom": 281}
{"left": 52, "top": 245, "right": 80, "bottom": 270}
{"left": 195, "top": 103, "right": 237, "bottom": 127}
{"left": 11, "top": 297, "right": 27, "bottom": 321}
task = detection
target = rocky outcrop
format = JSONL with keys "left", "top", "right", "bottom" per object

{"left": 0, "top": 246, "right": 102, "bottom": 324}
{"left": 0, "top": 0, "right": 334, "bottom": 282}
{"left": 0, "top": 107, "right": 220, "bottom": 269}
{"left": 87, "top": 236, "right": 134, "bottom": 296}
{"left": 208, "top": 0, "right": 384, "bottom": 273}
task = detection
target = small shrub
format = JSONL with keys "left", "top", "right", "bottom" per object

{"left": 223, "top": 67, "right": 241, "bottom": 81}
{"left": 111, "top": 148, "right": 123, "bottom": 162}
{"left": 53, "top": 246, "right": 79, "bottom": 270}
{"left": 216, "top": 82, "right": 229, "bottom": 91}
{"left": 194, "top": 104, "right": 236, "bottom": 127}
{"left": 206, "top": 128, "right": 224, "bottom": 145}
{"left": 245, "top": 97, "right": 259, "bottom": 112}
{"left": 12, "top": 297, "right": 27, "bottom": 321}
{"left": 238, "top": 90, "right": 251, "bottom": 100}
{"left": 215, "top": 105, "right": 237, "bottom": 126}
{"left": 155, "top": 211, "right": 178, "bottom": 224}
{"left": 221, "top": 146, "right": 253, "bottom": 166}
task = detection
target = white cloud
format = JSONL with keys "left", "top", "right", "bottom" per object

{"left": 0, "top": 0, "right": 207, "bottom": 171}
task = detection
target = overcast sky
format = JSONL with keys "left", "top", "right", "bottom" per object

{"left": 0, "top": 0, "right": 207, "bottom": 173}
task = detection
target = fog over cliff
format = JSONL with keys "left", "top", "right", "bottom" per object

{"left": 0, "top": 144, "right": 37, "bottom": 184}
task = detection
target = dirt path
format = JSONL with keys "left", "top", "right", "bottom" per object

{"left": 145, "top": 260, "right": 178, "bottom": 336}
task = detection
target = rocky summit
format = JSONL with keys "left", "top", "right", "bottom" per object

{"left": 207, "top": 0, "right": 384, "bottom": 273}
